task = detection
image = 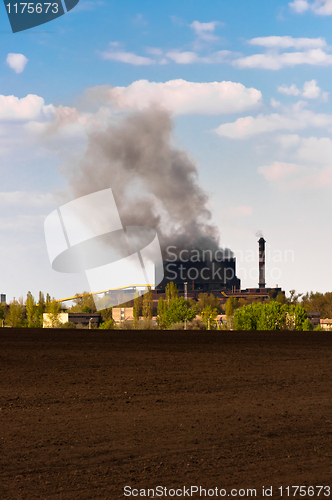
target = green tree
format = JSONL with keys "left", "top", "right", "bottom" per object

{"left": 294, "top": 304, "right": 308, "bottom": 330}
{"left": 233, "top": 304, "right": 261, "bottom": 330}
{"left": 71, "top": 292, "right": 96, "bottom": 313}
{"left": 225, "top": 297, "right": 237, "bottom": 329}
{"left": 256, "top": 302, "right": 288, "bottom": 330}
{"left": 99, "top": 318, "right": 117, "bottom": 329}
{"left": 100, "top": 307, "right": 113, "bottom": 323}
{"left": 157, "top": 297, "right": 167, "bottom": 329}
{"left": 301, "top": 291, "right": 332, "bottom": 319}
{"left": 37, "top": 291, "right": 45, "bottom": 326}
{"left": 45, "top": 300, "right": 62, "bottom": 328}
{"left": 26, "top": 291, "right": 40, "bottom": 328}
{"left": 5, "top": 299, "right": 24, "bottom": 327}
{"left": 225, "top": 297, "right": 237, "bottom": 316}
{"left": 133, "top": 292, "right": 143, "bottom": 327}
{"left": 201, "top": 306, "right": 218, "bottom": 330}
{"left": 142, "top": 287, "right": 153, "bottom": 320}
{"left": 162, "top": 297, "right": 197, "bottom": 329}
{"left": 302, "top": 318, "right": 313, "bottom": 331}
{"left": 237, "top": 298, "right": 247, "bottom": 309}
{"left": 233, "top": 302, "right": 308, "bottom": 331}
{"left": 288, "top": 289, "right": 303, "bottom": 305}
{"left": 165, "top": 282, "right": 178, "bottom": 305}
{"left": 197, "top": 293, "right": 221, "bottom": 313}
{"left": 276, "top": 292, "right": 287, "bottom": 305}
{"left": 0, "top": 302, "right": 8, "bottom": 324}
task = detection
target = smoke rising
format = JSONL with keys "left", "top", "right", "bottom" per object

{"left": 255, "top": 230, "right": 264, "bottom": 239}
{"left": 62, "top": 106, "right": 229, "bottom": 258}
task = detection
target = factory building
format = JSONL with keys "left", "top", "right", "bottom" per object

{"left": 155, "top": 237, "right": 284, "bottom": 303}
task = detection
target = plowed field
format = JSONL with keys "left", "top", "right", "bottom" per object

{"left": 1, "top": 329, "right": 332, "bottom": 499}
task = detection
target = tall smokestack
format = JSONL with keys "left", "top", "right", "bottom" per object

{"left": 258, "top": 237, "right": 266, "bottom": 288}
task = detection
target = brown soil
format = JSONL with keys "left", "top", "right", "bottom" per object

{"left": 1, "top": 329, "right": 332, "bottom": 499}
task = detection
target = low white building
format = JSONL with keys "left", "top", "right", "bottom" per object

{"left": 320, "top": 318, "right": 332, "bottom": 330}
{"left": 43, "top": 312, "right": 69, "bottom": 328}
{"left": 43, "top": 313, "right": 100, "bottom": 328}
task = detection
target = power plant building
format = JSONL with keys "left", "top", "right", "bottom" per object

{"left": 155, "top": 238, "right": 284, "bottom": 302}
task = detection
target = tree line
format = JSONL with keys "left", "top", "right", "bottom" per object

{"left": 1, "top": 286, "right": 331, "bottom": 330}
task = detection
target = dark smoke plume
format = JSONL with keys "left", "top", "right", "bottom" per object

{"left": 63, "top": 106, "right": 230, "bottom": 259}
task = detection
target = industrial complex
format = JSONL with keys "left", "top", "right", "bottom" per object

{"left": 155, "top": 237, "right": 284, "bottom": 303}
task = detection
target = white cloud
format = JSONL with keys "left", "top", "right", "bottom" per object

{"left": 0, "top": 214, "right": 46, "bottom": 232}
{"left": 0, "top": 81, "right": 255, "bottom": 146}
{"left": 296, "top": 165, "right": 332, "bottom": 187}
{"left": 290, "top": 0, "right": 332, "bottom": 15}
{"left": 313, "top": 0, "right": 332, "bottom": 14}
{"left": 278, "top": 135, "right": 332, "bottom": 164}
{"left": 271, "top": 98, "right": 281, "bottom": 108}
{"left": 302, "top": 79, "right": 321, "bottom": 98}
{"left": 101, "top": 49, "right": 155, "bottom": 66}
{"left": 0, "top": 191, "right": 55, "bottom": 209}
{"left": 258, "top": 161, "right": 298, "bottom": 181}
{"left": 166, "top": 51, "right": 201, "bottom": 64}
{"left": 297, "top": 136, "right": 332, "bottom": 163}
{"left": 214, "top": 105, "right": 332, "bottom": 139}
{"left": 259, "top": 136, "right": 332, "bottom": 191}
{"left": 0, "top": 94, "right": 53, "bottom": 121}
{"left": 289, "top": 0, "right": 310, "bottom": 12}
{"left": 6, "top": 53, "right": 28, "bottom": 74}
{"left": 276, "top": 134, "right": 301, "bottom": 149}
{"left": 248, "top": 36, "right": 326, "bottom": 49}
{"left": 107, "top": 79, "right": 262, "bottom": 115}
{"left": 165, "top": 50, "right": 233, "bottom": 64}
{"left": 190, "top": 20, "right": 223, "bottom": 42}
{"left": 146, "top": 47, "right": 163, "bottom": 56}
{"left": 278, "top": 164, "right": 332, "bottom": 189}
{"left": 278, "top": 84, "right": 301, "bottom": 96}
{"left": 278, "top": 80, "right": 328, "bottom": 100}
{"left": 233, "top": 48, "right": 332, "bottom": 70}
{"left": 215, "top": 113, "right": 298, "bottom": 139}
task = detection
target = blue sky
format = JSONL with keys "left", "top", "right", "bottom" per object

{"left": 1, "top": 0, "right": 332, "bottom": 302}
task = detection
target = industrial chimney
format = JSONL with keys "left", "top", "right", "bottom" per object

{"left": 258, "top": 237, "right": 266, "bottom": 288}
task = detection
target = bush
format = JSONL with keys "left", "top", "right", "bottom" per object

{"left": 302, "top": 318, "right": 313, "bottom": 331}
{"left": 136, "top": 319, "right": 158, "bottom": 330}
{"left": 61, "top": 322, "right": 77, "bottom": 329}
{"left": 169, "top": 322, "right": 185, "bottom": 330}
{"left": 99, "top": 319, "right": 117, "bottom": 330}
{"left": 118, "top": 320, "right": 135, "bottom": 330}
{"left": 186, "top": 318, "right": 206, "bottom": 330}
